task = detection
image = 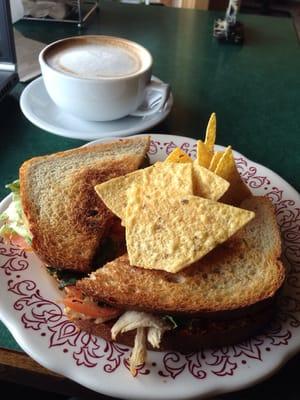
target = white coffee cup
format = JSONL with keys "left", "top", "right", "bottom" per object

{"left": 39, "top": 35, "right": 169, "bottom": 121}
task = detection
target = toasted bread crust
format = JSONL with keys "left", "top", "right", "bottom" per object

{"left": 20, "top": 137, "right": 150, "bottom": 272}
{"left": 78, "top": 253, "right": 284, "bottom": 315}
{"left": 71, "top": 305, "right": 275, "bottom": 351}
{"left": 20, "top": 137, "right": 150, "bottom": 169}
{"left": 77, "top": 196, "right": 285, "bottom": 313}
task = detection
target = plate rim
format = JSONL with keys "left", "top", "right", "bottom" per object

{"left": 0, "top": 133, "right": 300, "bottom": 399}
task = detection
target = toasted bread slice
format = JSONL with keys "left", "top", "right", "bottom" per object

{"left": 77, "top": 196, "right": 285, "bottom": 314}
{"left": 20, "top": 137, "right": 150, "bottom": 272}
{"left": 236, "top": 196, "right": 282, "bottom": 259}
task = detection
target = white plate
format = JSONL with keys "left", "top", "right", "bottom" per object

{"left": 19, "top": 77, "right": 173, "bottom": 141}
{"left": 0, "top": 134, "right": 300, "bottom": 400}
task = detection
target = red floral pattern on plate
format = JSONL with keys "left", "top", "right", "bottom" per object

{"left": 0, "top": 138, "right": 299, "bottom": 380}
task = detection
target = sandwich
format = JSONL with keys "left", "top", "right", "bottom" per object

{"left": 0, "top": 136, "right": 150, "bottom": 274}
{"left": 60, "top": 118, "right": 285, "bottom": 375}
{"left": 0, "top": 116, "right": 285, "bottom": 376}
{"left": 64, "top": 195, "right": 285, "bottom": 375}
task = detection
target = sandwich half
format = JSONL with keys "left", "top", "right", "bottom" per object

{"left": 1, "top": 136, "right": 150, "bottom": 272}
{"left": 65, "top": 196, "right": 285, "bottom": 373}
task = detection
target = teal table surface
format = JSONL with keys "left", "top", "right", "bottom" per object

{"left": 0, "top": 1, "right": 299, "bottom": 398}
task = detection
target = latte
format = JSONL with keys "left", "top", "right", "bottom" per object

{"left": 45, "top": 37, "right": 146, "bottom": 79}
{"left": 39, "top": 35, "right": 153, "bottom": 121}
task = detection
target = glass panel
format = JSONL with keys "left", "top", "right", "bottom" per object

{"left": 0, "top": 0, "right": 16, "bottom": 64}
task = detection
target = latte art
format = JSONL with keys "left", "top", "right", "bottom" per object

{"left": 47, "top": 43, "right": 142, "bottom": 79}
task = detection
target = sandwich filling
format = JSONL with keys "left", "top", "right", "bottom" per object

{"left": 63, "top": 286, "right": 175, "bottom": 375}
{"left": 0, "top": 180, "right": 32, "bottom": 247}
{"left": 111, "top": 310, "right": 174, "bottom": 375}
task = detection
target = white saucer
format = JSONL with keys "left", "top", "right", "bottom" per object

{"left": 20, "top": 76, "right": 173, "bottom": 141}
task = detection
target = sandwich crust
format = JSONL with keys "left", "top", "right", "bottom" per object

{"left": 19, "top": 137, "right": 150, "bottom": 272}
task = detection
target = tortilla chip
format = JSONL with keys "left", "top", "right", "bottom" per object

{"left": 95, "top": 168, "right": 146, "bottom": 220}
{"left": 215, "top": 146, "right": 252, "bottom": 206}
{"left": 143, "top": 161, "right": 194, "bottom": 199}
{"left": 165, "top": 148, "right": 192, "bottom": 163}
{"left": 95, "top": 162, "right": 193, "bottom": 221}
{"left": 125, "top": 185, "right": 255, "bottom": 273}
{"left": 205, "top": 112, "right": 216, "bottom": 152}
{"left": 196, "top": 140, "right": 213, "bottom": 168}
{"left": 209, "top": 151, "right": 224, "bottom": 172}
{"left": 192, "top": 161, "right": 229, "bottom": 200}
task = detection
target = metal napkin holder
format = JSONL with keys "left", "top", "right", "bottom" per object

{"left": 22, "top": 0, "right": 98, "bottom": 28}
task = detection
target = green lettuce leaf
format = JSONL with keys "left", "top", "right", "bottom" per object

{"left": 0, "top": 180, "right": 32, "bottom": 244}
{"left": 47, "top": 267, "right": 85, "bottom": 289}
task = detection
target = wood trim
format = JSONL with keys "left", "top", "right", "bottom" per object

{"left": 0, "top": 348, "right": 58, "bottom": 376}
{"left": 160, "top": 0, "right": 228, "bottom": 9}
{"left": 178, "top": 0, "right": 209, "bottom": 9}
{"left": 0, "top": 348, "right": 115, "bottom": 399}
